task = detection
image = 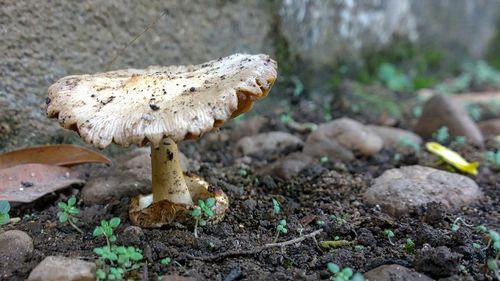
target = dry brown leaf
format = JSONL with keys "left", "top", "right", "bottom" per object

{"left": 0, "top": 163, "right": 85, "bottom": 203}
{"left": 0, "top": 144, "right": 112, "bottom": 169}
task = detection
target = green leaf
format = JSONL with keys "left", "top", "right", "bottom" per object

{"left": 67, "top": 196, "right": 76, "bottom": 206}
{"left": 489, "top": 230, "right": 500, "bottom": 242}
{"left": 130, "top": 252, "right": 143, "bottom": 261}
{"left": 96, "top": 269, "right": 106, "bottom": 279}
{"left": 68, "top": 207, "right": 79, "bottom": 215}
{"left": 93, "top": 227, "right": 103, "bottom": 237}
{"left": 327, "top": 262, "right": 340, "bottom": 273}
{"left": 198, "top": 200, "right": 206, "bottom": 208}
{"left": 115, "top": 246, "right": 127, "bottom": 254}
{"left": 0, "top": 201, "right": 9, "bottom": 214}
{"left": 0, "top": 213, "right": 10, "bottom": 225}
{"left": 58, "top": 212, "right": 68, "bottom": 223}
{"left": 191, "top": 208, "right": 202, "bottom": 217}
{"left": 340, "top": 267, "right": 353, "bottom": 278}
{"left": 487, "top": 258, "right": 498, "bottom": 271}
{"left": 109, "top": 235, "right": 116, "bottom": 242}
{"left": 199, "top": 219, "right": 207, "bottom": 226}
{"left": 206, "top": 198, "right": 216, "bottom": 208}
{"left": 161, "top": 257, "right": 172, "bottom": 265}
{"left": 94, "top": 247, "right": 104, "bottom": 255}
{"left": 205, "top": 209, "right": 214, "bottom": 218}
{"left": 493, "top": 241, "right": 500, "bottom": 251}
{"left": 109, "top": 217, "right": 121, "bottom": 228}
{"left": 101, "top": 220, "right": 109, "bottom": 228}
{"left": 57, "top": 202, "right": 67, "bottom": 209}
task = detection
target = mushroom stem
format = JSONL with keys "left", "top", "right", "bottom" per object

{"left": 151, "top": 138, "right": 193, "bottom": 205}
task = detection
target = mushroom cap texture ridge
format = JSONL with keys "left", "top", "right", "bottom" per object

{"left": 47, "top": 54, "right": 277, "bottom": 148}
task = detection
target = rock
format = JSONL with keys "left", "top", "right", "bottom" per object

{"left": 229, "top": 116, "right": 267, "bottom": 141}
{"left": 0, "top": 230, "right": 33, "bottom": 264}
{"left": 235, "top": 131, "right": 304, "bottom": 156}
{"left": 279, "top": 0, "right": 417, "bottom": 69}
{"left": 478, "top": 118, "right": 500, "bottom": 136}
{"left": 304, "top": 118, "right": 383, "bottom": 161}
{"left": 0, "top": 1, "right": 274, "bottom": 152}
{"left": 364, "top": 264, "right": 433, "bottom": 281}
{"left": 258, "top": 152, "right": 313, "bottom": 180}
{"left": 367, "top": 125, "right": 422, "bottom": 151}
{"left": 363, "top": 165, "right": 482, "bottom": 217}
{"left": 242, "top": 199, "right": 257, "bottom": 212}
{"left": 414, "top": 246, "right": 461, "bottom": 278}
{"left": 27, "top": 256, "right": 96, "bottom": 281}
{"left": 414, "top": 95, "right": 484, "bottom": 146}
{"left": 81, "top": 148, "right": 197, "bottom": 205}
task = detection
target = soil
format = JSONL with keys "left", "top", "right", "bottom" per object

{"left": 1, "top": 93, "right": 500, "bottom": 281}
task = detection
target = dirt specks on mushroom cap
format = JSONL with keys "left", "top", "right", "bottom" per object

{"left": 46, "top": 54, "right": 277, "bottom": 148}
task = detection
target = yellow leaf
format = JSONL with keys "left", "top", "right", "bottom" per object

{"left": 425, "top": 142, "right": 479, "bottom": 175}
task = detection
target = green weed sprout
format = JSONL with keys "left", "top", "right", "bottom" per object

{"left": 384, "top": 229, "right": 395, "bottom": 246}
{"left": 57, "top": 196, "right": 83, "bottom": 234}
{"left": 160, "top": 257, "right": 172, "bottom": 265}
{"left": 94, "top": 246, "right": 143, "bottom": 280}
{"left": 433, "top": 126, "right": 449, "bottom": 143}
{"left": 274, "top": 219, "right": 288, "bottom": 242}
{"left": 486, "top": 229, "right": 500, "bottom": 280}
{"left": 191, "top": 198, "right": 216, "bottom": 238}
{"left": 0, "top": 200, "right": 10, "bottom": 226}
{"left": 327, "top": 263, "right": 365, "bottom": 281}
{"left": 272, "top": 198, "right": 281, "bottom": 215}
{"left": 93, "top": 217, "right": 121, "bottom": 247}
{"left": 403, "top": 238, "right": 415, "bottom": 253}
{"left": 485, "top": 150, "right": 500, "bottom": 167}
{"left": 399, "top": 137, "right": 420, "bottom": 152}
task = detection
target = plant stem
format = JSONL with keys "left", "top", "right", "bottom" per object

{"left": 151, "top": 138, "right": 193, "bottom": 205}
{"left": 68, "top": 218, "right": 84, "bottom": 234}
{"left": 194, "top": 218, "right": 199, "bottom": 238}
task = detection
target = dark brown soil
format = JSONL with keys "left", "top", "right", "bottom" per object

{"left": 1, "top": 98, "right": 500, "bottom": 281}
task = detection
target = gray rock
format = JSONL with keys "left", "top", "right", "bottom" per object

{"left": 363, "top": 165, "right": 482, "bottom": 217}
{"left": 364, "top": 264, "right": 433, "bottom": 281}
{"left": 414, "top": 95, "right": 484, "bottom": 146}
{"left": 478, "top": 118, "right": 500, "bottom": 136}
{"left": 81, "top": 148, "right": 196, "bottom": 205}
{"left": 229, "top": 116, "right": 267, "bottom": 142}
{"left": 367, "top": 125, "right": 422, "bottom": 151}
{"left": 414, "top": 246, "right": 462, "bottom": 278}
{"left": 279, "top": 0, "right": 417, "bottom": 69}
{"left": 235, "top": 131, "right": 304, "bottom": 156}
{"left": 304, "top": 118, "right": 383, "bottom": 161}
{"left": 0, "top": 230, "right": 34, "bottom": 264}
{"left": 0, "top": 0, "right": 274, "bottom": 152}
{"left": 258, "top": 152, "right": 313, "bottom": 180}
{"left": 27, "top": 256, "right": 96, "bottom": 281}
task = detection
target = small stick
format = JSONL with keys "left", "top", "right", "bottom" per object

{"left": 185, "top": 229, "right": 323, "bottom": 262}
{"left": 105, "top": 9, "right": 169, "bottom": 71}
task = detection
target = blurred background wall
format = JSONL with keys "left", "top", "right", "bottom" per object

{"left": 1, "top": 0, "right": 500, "bottom": 151}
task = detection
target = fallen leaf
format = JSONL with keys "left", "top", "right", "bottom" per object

{"left": 0, "top": 144, "right": 112, "bottom": 169}
{"left": 0, "top": 163, "right": 85, "bottom": 203}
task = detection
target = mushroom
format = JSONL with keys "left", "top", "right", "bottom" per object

{"left": 46, "top": 54, "right": 277, "bottom": 227}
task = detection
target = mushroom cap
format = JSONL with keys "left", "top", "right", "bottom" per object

{"left": 47, "top": 54, "right": 277, "bottom": 148}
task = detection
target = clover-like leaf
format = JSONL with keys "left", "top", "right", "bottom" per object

{"left": 109, "top": 217, "right": 121, "bottom": 228}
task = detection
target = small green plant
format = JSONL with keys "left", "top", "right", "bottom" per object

{"left": 451, "top": 136, "right": 466, "bottom": 146}
{"left": 384, "top": 229, "right": 395, "bottom": 246}
{"left": 403, "top": 238, "right": 415, "bottom": 253}
{"left": 450, "top": 217, "right": 474, "bottom": 232}
{"left": 93, "top": 217, "right": 121, "bottom": 247}
{"left": 238, "top": 168, "right": 248, "bottom": 177}
{"left": 327, "top": 263, "right": 365, "bottom": 281}
{"left": 466, "top": 104, "right": 482, "bottom": 121}
{"left": 191, "top": 198, "right": 216, "bottom": 238}
{"left": 0, "top": 200, "right": 10, "bottom": 226}
{"left": 399, "top": 137, "right": 420, "bottom": 152}
{"left": 94, "top": 245, "right": 143, "bottom": 280}
{"left": 320, "top": 156, "right": 329, "bottom": 164}
{"left": 272, "top": 198, "right": 281, "bottom": 215}
{"left": 486, "top": 229, "right": 500, "bottom": 279}
{"left": 433, "top": 126, "right": 449, "bottom": 143}
{"left": 160, "top": 257, "right": 172, "bottom": 265}
{"left": 377, "top": 63, "right": 411, "bottom": 92}
{"left": 57, "top": 196, "right": 83, "bottom": 234}
{"left": 274, "top": 219, "right": 288, "bottom": 242}
{"left": 330, "top": 214, "right": 349, "bottom": 226}
{"left": 486, "top": 150, "right": 500, "bottom": 167}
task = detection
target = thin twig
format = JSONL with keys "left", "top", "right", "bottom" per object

{"left": 105, "top": 9, "right": 169, "bottom": 71}
{"left": 185, "top": 229, "right": 323, "bottom": 262}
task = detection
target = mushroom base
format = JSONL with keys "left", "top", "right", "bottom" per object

{"left": 129, "top": 173, "right": 229, "bottom": 228}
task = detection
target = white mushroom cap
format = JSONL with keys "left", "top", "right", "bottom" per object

{"left": 47, "top": 54, "right": 277, "bottom": 148}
